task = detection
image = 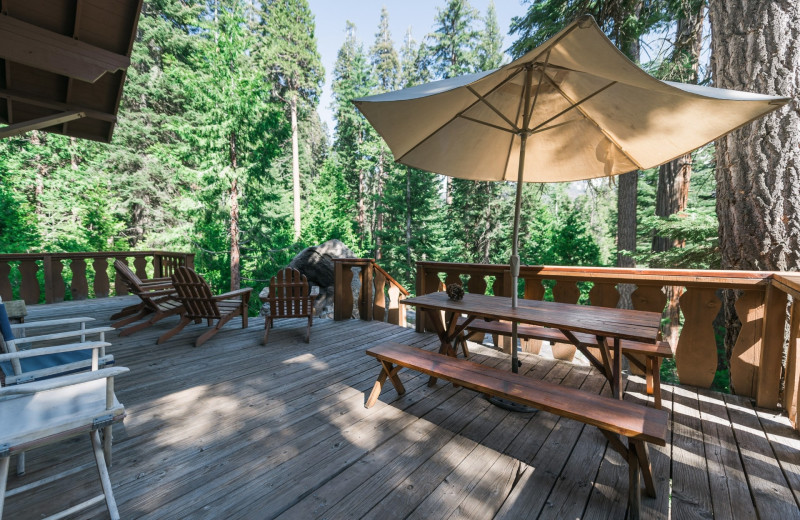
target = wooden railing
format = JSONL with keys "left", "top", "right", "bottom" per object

{"left": 413, "top": 262, "right": 797, "bottom": 411}
{"left": 0, "top": 251, "right": 194, "bottom": 304}
{"left": 332, "top": 258, "right": 409, "bottom": 328}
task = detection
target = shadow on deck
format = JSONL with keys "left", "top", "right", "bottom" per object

{"left": 4, "top": 296, "right": 800, "bottom": 519}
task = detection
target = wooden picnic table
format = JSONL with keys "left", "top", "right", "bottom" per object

{"left": 401, "top": 291, "right": 662, "bottom": 400}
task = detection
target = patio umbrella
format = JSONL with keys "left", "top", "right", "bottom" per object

{"left": 353, "top": 15, "right": 789, "bottom": 372}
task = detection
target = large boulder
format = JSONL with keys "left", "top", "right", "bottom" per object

{"left": 288, "top": 239, "right": 356, "bottom": 288}
{"left": 260, "top": 239, "right": 356, "bottom": 319}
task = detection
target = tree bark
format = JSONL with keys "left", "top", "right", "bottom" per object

{"left": 229, "top": 132, "right": 241, "bottom": 291}
{"left": 710, "top": 0, "right": 800, "bottom": 272}
{"left": 653, "top": 156, "right": 691, "bottom": 252}
{"left": 709, "top": 0, "right": 800, "bottom": 362}
{"left": 405, "top": 167, "right": 412, "bottom": 276}
{"left": 617, "top": 170, "right": 638, "bottom": 307}
{"left": 291, "top": 93, "right": 301, "bottom": 241}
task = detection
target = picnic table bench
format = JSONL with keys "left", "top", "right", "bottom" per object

{"left": 456, "top": 317, "right": 673, "bottom": 408}
{"left": 365, "top": 342, "right": 668, "bottom": 519}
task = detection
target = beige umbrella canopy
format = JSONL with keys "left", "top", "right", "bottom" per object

{"left": 354, "top": 15, "right": 788, "bottom": 183}
{"left": 353, "top": 14, "right": 789, "bottom": 372}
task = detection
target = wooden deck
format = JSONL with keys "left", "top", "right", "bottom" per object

{"left": 4, "top": 296, "right": 800, "bottom": 519}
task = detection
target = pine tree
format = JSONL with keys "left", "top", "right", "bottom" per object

{"left": 477, "top": 0, "right": 504, "bottom": 71}
{"left": 261, "top": 0, "right": 324, "bottom": 241}
{"left": 331, "top": 22, "right": 375, "bottom": 252}
{"left": 173, "top": 0, "right": 287, "bottom": 291}
{"left": 429, "top": 0, "right": 481, "bottom": 79}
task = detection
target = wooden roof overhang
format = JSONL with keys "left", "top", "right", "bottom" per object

{"left": 0, "top": 0, "right": 143, "bottom": 143}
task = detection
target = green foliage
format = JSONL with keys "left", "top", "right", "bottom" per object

{"left": 429, "top": 0, "right": 481, "bottom": 78}
{"left": 635, "top": 145, "right": 719, "bottom": 268}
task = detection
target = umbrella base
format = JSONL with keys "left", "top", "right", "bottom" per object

{"left": 486, "top": 395, "right": 538, "bottom": 414}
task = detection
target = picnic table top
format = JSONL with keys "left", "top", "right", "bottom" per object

{"left": 402, "top": 291, "right": 662, "bottom": 344}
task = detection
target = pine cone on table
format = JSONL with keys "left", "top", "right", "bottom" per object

{"left": 446, "top": 283, "right": 464, "bottom": 301}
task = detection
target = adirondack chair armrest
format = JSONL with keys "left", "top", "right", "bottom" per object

{"left": 9, "top": 317, "right": 95, "bottom": 332}
{"left": 0, "top": 366, "right": 129, "bottom": 396}
{"left": 140, "top": 276, "right": 172, "bottom": 284}
{"left": 138, "top": 283, "right": 174, "bottom": 292}
{"left": 0, "top": 341, "right": 111, "bottom": 362}
{"left": 143, "top": 288, "right": 177, "bottom": 298}
{"left": 8, "top": 327, "right": 115, "bottom": 346}
{"left": 214, "top": 288, "right": 253, "bottom": 301}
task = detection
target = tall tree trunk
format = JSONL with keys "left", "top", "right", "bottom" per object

{"left": 615, "top": 2, "right": 642, "bottom": 309}
{"left": 709, "top": 0, "right": 800, "bottom": 357}
{"left": 29, "top": 131, "right": 46, "bottom": 217}
{"left": 617, "top": 171, "right": 639, "bottom": 269}
{"left": 405, "top": 167, "right": 412, "bottom": 279}
{"left": 375, "top": 150, "right": 385, "bottom": 260}
{"left": 653, "top": 3, "right": 705, "bottom": 346}
{"left": 710, "top": 0, "right": 800, "bottom": 271}
{"left": 357, "top": 167, "right": 366, "bottom": 251}
{"left": 229, "top": 133, "right": 241, "bottom": 291}
{"left": 291, "top": 93, "right": 301, "bottom": 241}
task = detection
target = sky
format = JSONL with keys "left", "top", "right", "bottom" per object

{"left": 306, "top": 0, "right": 526, "bottom": 136}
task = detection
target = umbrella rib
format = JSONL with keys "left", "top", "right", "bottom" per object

{"left": 529, "top": 80, "right": 617, "bottom": 133}
{"left": 458, "top": 115, "right": 516, "bottom": 134}
{"left": 396, "top": 66, "right": 527, "bottom": 164}
{"left": 530, "top": 119, "right": 580, "bottom": 135}
{"left": 465, "top": 86, "right": 519, "bottom": 132}
{"left": 526, "top": 50, "right": 551, "bottom": 130}
{"left": 543, "top": 73, "right": 645, "bottom": 170}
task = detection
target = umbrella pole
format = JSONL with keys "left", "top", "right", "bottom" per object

{"left": 510, "top": 132, "right": 526, "bottom": 373}
{"left": 510, "top": 65, "right": 534, "bottom": 374}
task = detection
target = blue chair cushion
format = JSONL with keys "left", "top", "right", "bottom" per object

{"left": 0, "top": 350, "right": 99, "bottom": 378}
{"left": 0, "top": 303, "right": 14, "bottom": 342}
{"left": 0, "top": 304, "right": 113, "bottom": 381}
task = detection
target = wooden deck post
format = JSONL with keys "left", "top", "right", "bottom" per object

{"left": 756, "top": 284, "right": 788, "bottom": 409}
{"left": 416, "top": 262, "right": 426, "bottom": 333}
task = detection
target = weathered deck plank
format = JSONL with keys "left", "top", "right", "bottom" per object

{"left": 3, "top": 297, "right": 800, "bottom": 519}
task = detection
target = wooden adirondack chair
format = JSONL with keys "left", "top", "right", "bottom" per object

{"left": 159, "top": 267, "right": 252, "bottom": 347}
{"left": 263, "top": 267, "right": 314, "bottom": 345}
{"left": 109, "top": 260, "right": 174, "bottom": 322}
{"left": 110, "top": 260, "right": 184, "bottom": 337}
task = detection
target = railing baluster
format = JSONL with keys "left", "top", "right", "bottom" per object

{"left": 675, "top": 287, "right": 721, "bottom": 388}
{"left": 93, "top": 257, "right": 110, "bottom": 298}
{"left": 133, "top": 256, "right": 148, "bottom": 280}
{"left": 629, "top": 284, "right": 668, "bottom": 375}
{"left": 588, "top": 282, "right": 617, "bottom": 308}
{"left": 18, "top": 259, "right": 40, "bottom": 304}
{"left": 729, "top": 290, "right": 766, "bottom": 397}
{"left": 373, "top": 266, "right": 386, "bottom": 322}
{"left": 114, "top": 257, "right": 129, "bottom": 296}
{"left": 70, "top": 258, "right": 89, "bottom": 300}
{"left": 0, "top": 260, "right": 13, "bottom": 301}
{"left": 551, "top": 280, "right": 581, "bottom": 361}
{"left": 51, "top": 259, "right": 65, "bottom": 302}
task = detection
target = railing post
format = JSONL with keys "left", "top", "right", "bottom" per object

{"left": 185, "top": 253, "right": 195, "bottom": 270}
{"left": 784, "top": 299, "right": 800, "bottom": 428}
{"left": 42, "top": 254, "right": 54, "bottom": 304}
{"left": 153, "top": 254, "right": 163, "bottom": 278}
{"left": 334, "top": 260, "right": 347, "bottom": 321}
{"left": 756, "top": 284, "right": 788, "bottom": 408}
{"left": 416, "top": 262, "right": 426, "bottom": 333}
{"left": 361, "top": 260, "right": 374, "bottom": 321}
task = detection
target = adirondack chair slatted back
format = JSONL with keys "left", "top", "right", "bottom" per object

{"left": 172, "top": 267, "right": 221, "bottom": 319}
{"left": 114, "top": 259, "right": 145, "bottom": 292}
{"left": 268, "top": 268, "right": 312, "bottom": 318}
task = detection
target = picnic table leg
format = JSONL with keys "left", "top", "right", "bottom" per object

{"left": 424, "top": 308, "right": 459, "bottom": 387}
{"left": 366, "top": 361, "right": 405, "bottom": 408}
{"left": 613, "top": 337, "right": 623, "bottom": 399}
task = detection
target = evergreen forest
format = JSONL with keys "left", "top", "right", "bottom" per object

{"left": 0, "top": 0, "right": 781, "bottom": 301}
